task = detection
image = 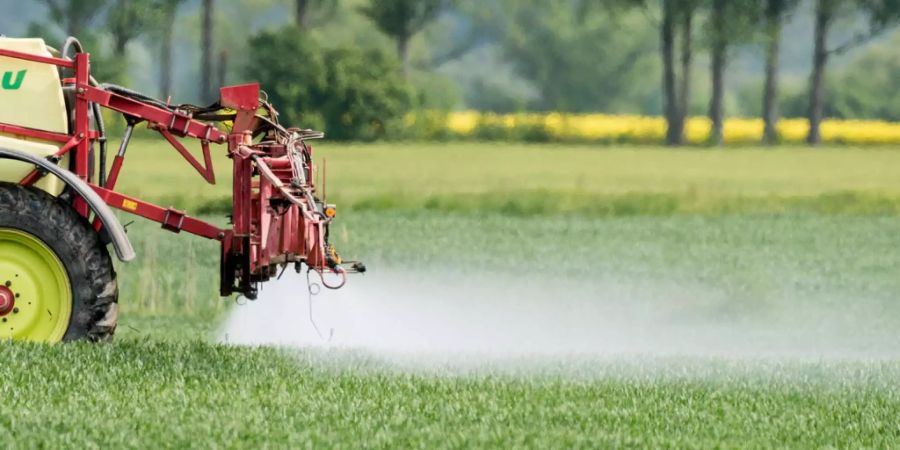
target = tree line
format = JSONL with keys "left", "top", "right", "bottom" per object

{"left": 26, "top": 0, "right": 900, "bottom": 144}
{"left": 652, "top": 0, "right": 900, "bottom": 146}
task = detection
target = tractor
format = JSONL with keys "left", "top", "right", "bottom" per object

{"left": 0, "top": 37, "right": 362, "bottom": 343}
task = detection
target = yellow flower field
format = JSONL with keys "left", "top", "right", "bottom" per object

{"left": 436, "top": 112, "right": 900, "bottom": 145}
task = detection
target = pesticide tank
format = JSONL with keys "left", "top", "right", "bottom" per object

{"left": 0, "top": 38, "right": 70, "bottom": 195}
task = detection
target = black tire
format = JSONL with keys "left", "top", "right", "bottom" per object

{"left": 0, "top": 182, "right": 118, "bottom": 342}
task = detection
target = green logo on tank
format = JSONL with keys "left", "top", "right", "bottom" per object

{"left": 1, "top": 70, "right": 26, "bottom": 90}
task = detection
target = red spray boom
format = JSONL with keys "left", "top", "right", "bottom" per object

{"left": 0, "top": 43, "right": 362, "bottom": 301}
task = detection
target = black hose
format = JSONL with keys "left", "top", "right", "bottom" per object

{"left": 58, "top": 37, "right": 107, "bottom": 185}
{"left": 103, "top": 83, "right": 224, "bottom": 116}
{"left": 61, "top": 37, "right": 83, "bottom": 59}
{"left": 102, "top": 84, "right": 175, "bottom": 111}
{"left": 58, "top": 37, "right": 217, "bottom": 186}
{"left": 94, "top": 102, "right": 107, "bottom": 187}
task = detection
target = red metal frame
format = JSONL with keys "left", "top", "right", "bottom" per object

{"left": 0, "top": 48, "right": 345, "bottom": 298}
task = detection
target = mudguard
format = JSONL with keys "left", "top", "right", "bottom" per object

{"left": 0, "top": 147, "right": 135, "bottom": 262}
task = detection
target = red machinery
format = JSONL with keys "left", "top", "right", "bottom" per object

{"left": 0, "top": 38, "right": 361, "bottom": 308}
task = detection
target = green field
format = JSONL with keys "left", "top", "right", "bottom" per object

{"left": 119, "top": 139, "right": 900, "bottom": 215}
{"left": 2, "top": 342, "right": 899, "bottom": 448}
{"left": 4, "top": 141, "right": 900, "bottom": 448}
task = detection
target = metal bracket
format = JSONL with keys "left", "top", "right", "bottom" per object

{"left": 0, "top": 148, "right": 136, "bottom": 262}
{"left": 157, "top": 127, "right": 216, "bottom": 184}
{"left": 162, "top": 208, "right": 186, "bottom": 233}
{"left": 168, "top": 109, "right": 193, "bottom": 137}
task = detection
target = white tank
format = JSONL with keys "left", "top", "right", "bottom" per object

{"left": 0, "top": 37, "right": 71, "bottom": 195}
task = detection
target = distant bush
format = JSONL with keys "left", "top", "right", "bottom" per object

{"left": 246, "top": 27, "right": 413, "bottom": 140}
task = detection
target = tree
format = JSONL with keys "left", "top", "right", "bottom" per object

{"left": 807, "top": 0, "right": 900, "bottom": 145}
{"left": 247, "top": 26, "right": 413, "bottom": 140}
{"left": 293, "top": 0, "right": 337, "bottom": 29}
{"left": 201, "top": 0, "right": 215, "bottom": 102}
{"left": 156, "top": 0, "right": 185, "bottom": 98}
{"left": 760, "top": 0, "right": 799, "bottom": 144}
{"left": 486, "top": 0, "right": 657, "bottom": 112}
{"left": 808, "top": 0, "right": 839, "bottom": 145}
{"left": 38, "top": 0, "right": 108, "bottom": 37}
{"left": 707, "top": 0, "right": 727, "bottom": 146}
{"left": 295, "top": 0, "right": 310, "bottom": 28}
{"left": 107, "top": 0, "right": 156, "bottom": 58}
{"left": 705, "top": 0, "right": 759, "bottom": 146}
{"left": 827, "top": 37, "right": 900, "bottom": 121}
{"left": 31, "top": 0, "right": 119, "bottom": 83}
{"left": 661, "top": 0, "right": 678, "bottom": 144}
{"left": 360, "top": 0, "right": 446, "bottom": 79}
{"left": 659, "top": 0, "right": 700, "bottom": 146}
{"left": 676, "top": 4, "right": 694, "bottom": 144}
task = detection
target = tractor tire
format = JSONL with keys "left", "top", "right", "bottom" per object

{"left": 0, "top": 182, "right": 118, "bottom": 342}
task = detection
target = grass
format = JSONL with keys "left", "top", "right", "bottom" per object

{"left": 117, "top": 211, "right": 900, "bottom": 345}
{"left": 115, "top": 139, "right": 900, "bottom": 215}
{"left": 1, "top": 342, "right": 898, "bottom": 448}
{"left": 6, "top": 141, "right": 900, "bottom": 447}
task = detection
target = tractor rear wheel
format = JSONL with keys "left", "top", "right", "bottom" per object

{"left": 0, "top": 182, "right": 118, "bottom": 342}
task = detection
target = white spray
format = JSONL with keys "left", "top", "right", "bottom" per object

{"left": 219, "top": 267, "right": 900, "bottom": 363}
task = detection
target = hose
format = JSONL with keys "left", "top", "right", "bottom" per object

{"left": 61, "top": 37, "right": 83, "bottom": 59}
{"left": 102, "top": 84, "right": 173, "bottom": 110}
{"left": 317, "top": 266, "right": 347, "bottom": 290}
{"left": 102, "top": 83, "right": 224, "bottom": 117}
{"left": 94, "top": 101, "right": 107, "bottom": 186}
{"left": 54, "top": 37, "right": 109, "bottom": 186}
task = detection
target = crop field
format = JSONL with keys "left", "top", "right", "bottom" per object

{"left": 3, "top": 141, "right": 900, "bottom": 447}
{"left": 438, "top": 111, "right": 900, "bottom": 145}
{"left": 117, "top": 139, "right": 900, "bottom": 215}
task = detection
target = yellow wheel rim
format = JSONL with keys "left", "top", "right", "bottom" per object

{"left": 0, "top": 228, "right": 72, "bottom": 342}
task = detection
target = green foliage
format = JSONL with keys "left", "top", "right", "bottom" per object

{"left": 703, "top": 0, "right": 766, "bottom": 45}
{"left": 436, "top": 45, "right": 540, "bottom": 113}
{"left": 827, "top": 35, "right": 900, "bottom": 120}
{"left": 359, "top": 0, "right": 448, "bottom": 78}
{"left": 36, "top": 0, "right": 108, "bottom": 36}
{"left": 107, "top": 0, "right": 160, "bottom": 55}
{"left": 477, "top": 0, "right": 659, "bottom": 113}
{"left": 23, "top": 23, "right": 123, "bottom": 85}
{"left": 246, "top": 27, "right": 413, "bottom": 140}
{"left": 359, "top": 0, "right": 445, "bottom": 43}
{"left": 3, "top": 339, "right": 900, "bottom": 447}
{"left": 773, "top": 32, "right": 900, "bottom": 121}
{"left": 292, "top": 0, "right": 340, "bottom": 28}
{"left": 859, "top": 0, "right": 900, "bottom": 28}
{"left": 762, "top": 0, "right": 802, "bottom": 22}
{"left": 409, "top": 71, "right": 459, "bottom": 110}
{"left": 32, "top": 0, "right": 186, "bottom": 87}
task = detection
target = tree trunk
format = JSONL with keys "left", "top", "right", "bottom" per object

{"left": 217, "top": 50, "right": 228, "bottom": 91}
{"left": 708, "top": 0, "right": 727, "bottom": 146}
{"left": 159, "top": 4, "right": 175, "bottom": 98}
{"left": 295, "top": 0, "right": 309, "bottom": 29}
{"left": 398, "top": 35, "right": 410, "bottom": 80}
{"left": 113, "top": 39, "right": 127, "bottom": 57}
{"left": 807, "top": 0, "right": 831, "bottom": 146}
{"left": 676, "top": 10, "right": 692, "bottom": 146}
{"left": 661, "top": 0, "right": 680, "bottom": 146}
{"left": 66, "top": 18, "right": 81, "bottom": 37}
{"left": 67, "top": 14, "right": 80, "bottom": 38}
{"left": 762, "top": 0, "right": 782, "bottom": 145}
{"left": 201, "top": 0, "right": 214, "bottom": 103}
{"left": 709, "top": 46, "right": 726, "bottom": 146}
{"left": 112, "top": 0, "right": 131, "bottom": 57}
